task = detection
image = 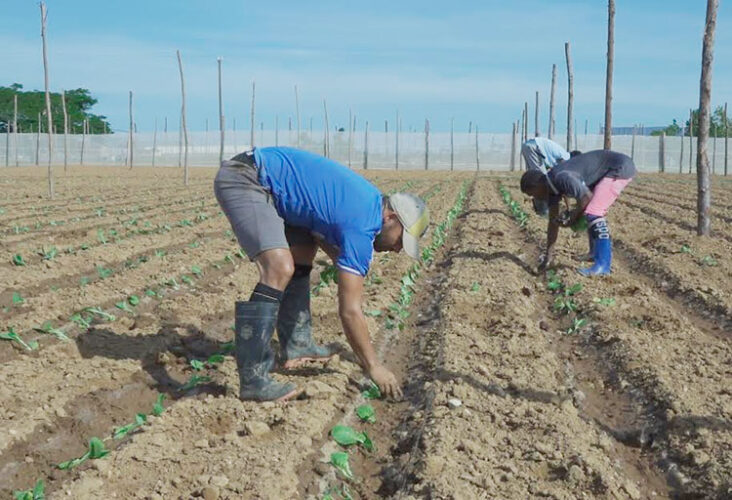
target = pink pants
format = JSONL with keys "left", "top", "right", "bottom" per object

{"left": 584, "top": 177, "right": 633, "bottom": 217}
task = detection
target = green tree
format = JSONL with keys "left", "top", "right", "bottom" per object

{"left": 651, "top": 119, "right": 681, "bottom": 137}
{"left": 684, "top": 106, "right": 730, "bottom": 137}
{"left": 0, "top": 83, "right": 111, "bottom": 134}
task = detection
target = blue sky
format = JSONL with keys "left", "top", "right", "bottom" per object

{"left": 3, "top": 0, "right": 731, "bottom": 133}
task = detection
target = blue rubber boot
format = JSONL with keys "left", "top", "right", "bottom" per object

{"left": 578, "top": 216, "right": 612, "bottom": 276}
{"left": 277, "top": 272, "right": 334, "bottom": 369}
{"left": 235, "top": 301, "right": 299, "bottom": 401}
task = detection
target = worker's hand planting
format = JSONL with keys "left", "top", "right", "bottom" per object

{"left": 369, "top": 364, "right": 402, "bottom": 400}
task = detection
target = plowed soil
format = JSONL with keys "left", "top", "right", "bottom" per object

{"left": 0, "top": 167, "right": 730, "bottom": 499}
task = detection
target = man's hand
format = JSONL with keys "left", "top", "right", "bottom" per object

{"left": 538, "top": 251, "right": 554, "bottom": 272}
{"left": 368, "top": 363, "right": 402, "bottom": 399}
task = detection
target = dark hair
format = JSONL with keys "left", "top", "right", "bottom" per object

{"left": 520, "top": 169, "right": 546, "bottom": 193}
{"left": 569, "top": 150, "right": 582, "bottom": 157}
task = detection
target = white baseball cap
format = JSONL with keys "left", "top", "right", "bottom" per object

{"left": 389, "top": 192, "right": 430, "bottom": 259}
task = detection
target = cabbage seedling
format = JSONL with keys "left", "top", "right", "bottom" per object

{"left": 57, "top": 437, "right": 109, "bottom": 469}
{"left": 331, "top": 425, "right": 374, "bottom": 451}
{"left": 12, "top": 479, "right": 44, "bottom": 500}
{"left": 115, "top": 301, "right": 134, "bottom": 313}
{"left": 113, "top": 413, "right": 147, "bottom": 439}
{"left": 362, "top": 382, "right": 381, "bottom": 400}
{"left": 566, "top": 317, "right": 588, "bottom": 335}
{"left": 12, "top": 292, "right": 24, "bottom": 305}
{"left": 181, "top": 275, "right": 194, "bottom": 286}
{"left": 96, "top": 265, "right": 113, "bottom": 279}
{"left": 180, "top": 374, "right": 212, "bottom": 391}
{"left": 70, "top": 312, "right": 92, "bottom": 330}
{"left": 364, "top": 309, "right": 382, "bottom": 317}
{"left": 355, "top": 404, "right": 376, "bottom": 423}
{"left": 0, "top": 327, "right": 37, "bottom": 351}
{"left": 329, "top": 452, "right": 354, "bottom": 479}
{"left": 12, "top": 254, "right": 26, "bottom": 266}
{"left": 152, "top": 393, "right": 166, "bottom": 416}
{"left": 207, "top": 354, "right": 225, "bottom": 366}
{"left": 191, "top": 265, "right": 203, "bottom": 276}
{"left": 83, "top": 307, "right": 116, "bottom": 322}
{"left": 33, "top": 321, "right": 70, "bottom": 341}
{"left": 128, "top": 295, "right": 140, "bottom": 306}
{"left": 190, "top": 359, "right": 205, "bottom": 371}
{"left": 39, "top": 246, "right": 58, "bottom": 260}
{"left": 592, "top": 297, "right": 616, "bottom": 307}
{"left": 470, "top": 282, "right": 480, "bottom": 292}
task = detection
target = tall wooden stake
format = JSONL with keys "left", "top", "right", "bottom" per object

{"left": 323, "top": 99, "right": 330, "bottom": 157}
{"left": 725, "top": 102, "right": 728, "bottom": 176}
{"left": 40, "top": 2, "right": 54, "bottom": 196}
{"left": 658, "top": 132, "right": 665, "bottom": 172}
{"left": 128, "top": 90, "right": 134, "bottom": 169}
{"left": 534, "top": 90, "right": 540, "bottom": 137}
{"left": 347, "top": 108, "right": 353, "bottom": 167}
{"left": 450, "top": 117, "right": 455, "bottom": 171}
{"left": 696, "top": 0, "right": 717, "bottom": 236}
{"left": 36, "top": 112, "right": 41, "bottom": 166}
{"left": 218, "top": 57, "right": 225, "bottom": 165}
{"left": 565, "top": 42, "right": 574, "bottom": 151}
{"left": 510, "top": 122, "right": 517, "bottom": 171}
{"left": 604, "top": 0, "right": 615, "bottom": 150}
{"left": 475, "top": 126, "right": 480, "bottom": 171}
{"left": 549, "top": 64, "right": 557, "bottom": 140}
{"left": 424, "top": 119, "right": 430, "bottom": 170}
{"left": 250, "top": 81, "right": 256, "bottom": 147}
{"left": 363, "top": 121, "right": 369, "bottom": 169}
{"left": 13, "top": 94, "right": 18, "bottom": 167}
{"left": 395, "top": 110, "right": 399, "bottom": 170}
{"left": 152, "top": 117, "right": 158, "bottom": 167}
{"left": 176, "top": 49, "right": 189, "bottom": 185}
{"left": 61, "top": 90, "right": 68, "bottom": 171}
{"left": 680, "top": 123, "right": 685, "bottom": 173}
{"left": 689, "top": 108, "right": 694, "bottom": 174}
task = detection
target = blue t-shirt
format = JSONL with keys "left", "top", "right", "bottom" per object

{"left": 533, "top": 137, "right": 570, "bottom": 169}
{"left": 254, "top": 147, "right": 382, "bottom": 276}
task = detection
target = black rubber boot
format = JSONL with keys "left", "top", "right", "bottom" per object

{"left": 277, "top": 273, "right": 334, "bottom": 368}
{"left": 235, "top": 301, "right": 298, "bottom": 401}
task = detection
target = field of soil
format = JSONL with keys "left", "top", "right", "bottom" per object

{"left": 0, "top": 166, "right": 730, "bottom": 499}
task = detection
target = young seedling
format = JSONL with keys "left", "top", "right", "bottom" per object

{"left": 57, "top": 437, "right": 109, "bottom": 470}
{"left": 191, "top": 265, "right": 203, "bottom": 277}
{"left": 12, "top": 479, "right": 44, "bottom": 500}
{"left": 680, "top": 244, "right": 693, "bottom": 254}
{"left": 12, "top": 254, "right": 26, "bottom": 266}
{"left": 96, "top": 265, "right": 113, "bottom": 279}
{"left": 83, "top": 307, "right": 116, "bottom": 322}
{"left": 592, "top": 297, "right": 616, "bottom": 307}
{"left": 181, "top": 275, "right": 194, "bottom": 286}
{"left": 364, "top": 309, "right": 382, "bottom": 317}
{"left": 331, "top": 425, "right": 374, "bottom": 452}
{"left": 312, "top": 265, "right": 339, "bottom": 295}
{"left": 12, "top": 292, "right": 24, "bottom": 305}
{"left": 206, "top": 354, "right": 225, "bottom": 366}
{"left": 115, "top": 301, "right": 134, "bottom": 313}
{"left": 39, "top": 246, "right": 58, "bottom": 261}
{"left": 113, "top": 413, "right": 147, "bottom": 439}
{"left": 152, "top": 393, "right": 166, "bottom": 416}
{"left": 189, "top": 359, "right": 205, "bottom": 371}
{"left": 70, "top": 312, "right": 92, "bottom": 331}
{"left": 97, "top": 228, "right": 108, "bottom": 245}
{"left": 33, "top": 321, "right": 71, "bottom": 341}
{"left": 699, "top": 255, "right": 718, "bottom": 267}
{"left": 546, "top": 271, "right": 562, "bottom": 292}
{"left": 144, "top": 289, "right": 158, "bottom": 298}
{"left": 355, "top": 404, "right": 376, "bottom": 423}
{"left": 155, "top": 250, "right": 167, "bottom": 258}
{"left": 470, "top": 282, "right": 480, "bottom": 292}
{"left": 362, "top": 381, "right": 382, "bottom": 400}
{"left": 565, "top": 317, "right": 588, "bottom": 335}
{"left": 0, "top": 327, "right": 38, "bottom": 351}
{"left": 180, "top": 374, "right": 212, "bottom": 392}
{"left": 329, "top": 452, "right": 354, "bottom": 480}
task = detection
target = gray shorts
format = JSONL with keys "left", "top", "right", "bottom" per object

{"left": 213, "top": 154, "right": 314, "bottom": 260}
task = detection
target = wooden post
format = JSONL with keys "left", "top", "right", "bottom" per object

{"left": 475, "top": 125, "right": 480, "bottom": 171}
{"left": 549, "top": 64, "right": 557, "bottom": 139}
{"left": 510, "top": 122, "right": 517, "bottom": 171}
{"left": 604, "top": 0, "right": 615, "bottom": 150}
{"left": 658, "top": 132, "right": 665, "bottom": 172}
{"left": 80, "top": 118, "right": 86, "bottom": 165}
{"left": 178, "top": 114, "right": 183, "bottom": 167}
{"left": 468, "top": 121, "right": 472, "bottom": 134}
{"left": 13, "top": 94, "right": 18, "bottom": 167}
{"left": 689, "top": 108, "right": 694, "bottom": 174}
{"left": 250, "top": 81, "right": 256, "bottom": 147}
{"left": 152, "top": 117, "right": 158, "bottom": 167}
{"left": 128, "top": 90, "right": 134, "bottom": 169}
{"left": 275, "top": 115, "right": 279, "bottom": 147}
{"left": 534, "top": 90, "right": 539, "bottom": 137}
{"left": 218, "top": 57, "right": 225, "bottom": 165}
{"left": 574, "top": 119, "right": 578, "bottom": 150}
{"left": 724, "top": 102, "right": 728, "bottom": 176}
{"left": 631, "top": 126, "right": 636, "bottom": 161}
{"left": 565, "top": 42, "right": 574, "bottom": 151}
{"left": 518, "top": 120, "right": 524, "bottom": 170}
{"left": 585, "top": 120, "right": 588, "bottom": 135}
{"left": 36, "top": 112, "right": 41, "bottom": 166}
{"left": 40, "top": 2, "right": 54, "bottom": 196}
{"left": 176, "top": 49, "right": 189, "bottom": 185}
{"left": 61, "top": 90, "right": 68, "bottom": 171}
{"left": 712, "top": 126, "right": 717, "bottom": 174}
{"left": 294, "top": 85, "right": 301, "bottom": 148}
{"left": 450, "top": 117, "right": 454, "bottom": 171}
{"left": 523, "top": 102, "right": 528, "bottom": 143}
{"left": 696, "top": 0, "right": 717, "bottom": 236}
{"left": 395, "top": 110, "right": 399, "bottom": 170}
{"left": 680, "top": 124, "right": 685, "bottom": 173}
{"left": 424, "top": 119, "right": 429, "bottom": 170}
{"left": 363, "top": 121, "right": 369, "bottom": 169}
{"left": 323, "top": 99, "right": 330, "bottom": 157}
{"left": 348, "top": 108, "right": 352, "bottom": 167}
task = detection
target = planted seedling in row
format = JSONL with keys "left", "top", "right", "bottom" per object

{"left": 12, "top": 254, "right": 26, "bottom": 266}
{"left": 0, "top": 327, "right": 38, "bottom": 351}
{"left": 592, "top": 297, "right": 616, "bottom": 307}
{"left": 115, "top": 301, "right": 134, "bottom": 314}
{"left": 546, "top": 271, "right": 562, "bottom": 292}
{"left": 152, "top": 393, "right": 166, "bottom": 416}
{"left": 362, "top": 381, "right": 382, "bottom": 400}
{"left": 329, "top": 452, "right": 354, "bottom": 480}
{"left": 189, "top": 359, "right": 205, "bottom": 371}
{"left": 57, "top": 437, "right": 109, "bottom": 470}
{"left": 331, "top": 425, "right": 374, "bottom": 451}
{"left": 312, "top": 265, "right": 339, "bottom": 295}
{"left": 96, "top": 265, "right": 113, "bottom": 279}
{"left": 12, "top": 479, "right": 44, "bottom": 500}
{"left": 39, "top": 246, "right": 58, "bottom": 261}
{"left": 70, "top": 312, "right": 92, "bottom": 331}
{"left": 470, "top": 282, "right": 480, "bottom": 292}
{"left": 699, "top": 255, "right": 718, "bottom": 267}
{"left": 565, "top": 317, "right": 588, "bottom": 335}
{"left": 12, "top": 292, "right": 24, "bottom": 305}
{"left": 181, "top": 275, "right": 195, "bottom": 286}
{"left": 355, "top": 404, "right": 376, "bottom": 423}
{"left": 113, "top": 413, "right": 147, "bottom": 439}
{"left": 680, "top": 244, "right": 693, "bottom": 254}
{"left": 180, "top": 374, "right": 212, "bottom": 392}
{"left": 83, "top": 307, "right": 116, "bottom": 322}
{"left": 33, "top": 321, "right": 71, "bottom": 341}
{"left": 191, "top": 265, "right": 203, "bottom": 277}
{"left": 364, "top": 309, "right": 382, "bottom": 317}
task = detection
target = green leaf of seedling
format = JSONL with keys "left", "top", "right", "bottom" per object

{"left": 190, "top": 359, "right": 205, "bottom": 371}
{"left": 206, "top": 354, "right": 225, "bottom": 366}
{"left": 97, "top": 228, "right": 108, "bottom": 245}
{"left": 33, "top": 321, "right": 70, "bottom": 341}
{"left": 470, "top": 282, "right": 480, "bottom": 292}
{"left": 0, "top": 327, "right": 36, "bottom": 351}
{"left": 356, "top": 404, "right": 376, "bottom": 423}
{"left": 96, "top": 265, "right": 113, "bottom": 279}
{"left": 87, "top": 437, "right": 110, "bottom": 459}
{"left": 113, "top": 413, "right": 147, "bottom": 439}
{"left": 191, "top": 265, "right": 203, "bottom": 276}
{"left": 330, "top": 452, "right": 354, "bottom": 479}
{"left": 70, "top": 313, "right": 92, "bottom": 330}
{"left": 592, "top": 297, "right": 616, "bottom": 307}
{"left": 152, "top": 393, "right": 166, "bottom": 416}
{"left": 180, "top": 374, "right": 212, "bottom": 392}
{"left": 12, "top": 254, "right": 26, "bottom": 266}
{"left": 181, "top": 275, "right": 194, "bottom": 286}
{"left": 219, "top": 341, "right": 234, "bottom": 355}
{"left": 365, "top": 309, "right": 382, "bottom": 317}
{"left": 680, "top": 244, "right": 693, "bottom": 254}
{"left": 83, "top": 307, "right": 116, "bottom": 322}
{"left": 128, "top": 295, "right": 140, "bottom": 306}
{"left": 331, "top": 425, "right": 373, "bottom": 450}
{"left": 565, "top": 283, "right": 583, "bottom": 296}
{"left": 699, "top": 255, "right": 718, "bottom": 267}
{"left": 12, "top": 292, "right": 24, "bottom": 305}
{"left": 13, "top": 479, "right": 45, "bottom": 500}
{"left": 362, "top": 382, "right": 382, "bottom": 400}
{"left": 144, "top": 289, "right": 157, "bottom": 297}
{"left": 115, "top": 301, "right": 134, "bottom": 313}
{"left": 384, "top": 319, "right": 396, "bottom": 330}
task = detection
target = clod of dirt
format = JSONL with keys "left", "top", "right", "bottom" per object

{"left": 243, "top": 420, "right": 270, "bottom": 436}
{"left": 447, "top": 398, "right": 462, "bottom": 409}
